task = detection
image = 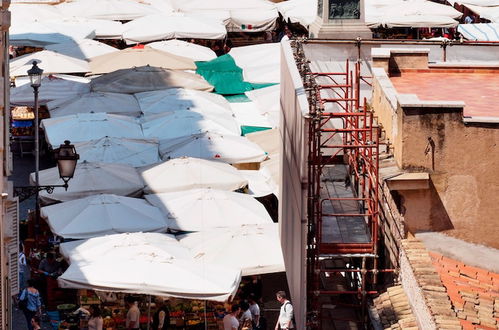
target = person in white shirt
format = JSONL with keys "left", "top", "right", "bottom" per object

{"left": 126, "top": 297, "right": 141, "bottom": 330}
{"left": 239, "top": 301, "right": 252, "bottom": 329}
{"left": 223, "top": 304, "right": 240, "bottom": 330}
{"left": 248, "top": 296, "right": 260, "bottom": 328}
{"left": 275, "top": 291, "right": 294, "bottom": 330}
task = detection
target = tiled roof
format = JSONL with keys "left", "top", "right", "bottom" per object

{"left": 430, "top": 252, "right": 499, "bottom": 330}
{"left": 372, "top": 285, "right": 418, "bottom": 329}
{"left": 401, "top": 240, "right": 462, "bottom": 329}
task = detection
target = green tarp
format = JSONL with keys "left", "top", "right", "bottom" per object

{"left": 240, "top": 125, "right": 272, "bottom": 136}
{"left": 196, "top": 55, "right": 277, "bottom": 96}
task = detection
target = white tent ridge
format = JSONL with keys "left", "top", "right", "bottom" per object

{"left": 10, "top": 50, "right": 90, "bottom": 77}
{"left": 145, "top": 188, "right": 274, "bottom": 231}
{"left": 47, "top": 92, "right": 141, "bottom": 118}
{"left": 147, "top": 40, "right": 217, "bottom": 62}
{"left": 178, "top": 223, "right": 285, "bottom": 276}
{"left": 45, "top": 39, "right": 119, "bottom": 61}
{"left": 139, "top": 157, "right": 248, "bottom": 194}
{"left": 41, "top": 194, "right": 168, "bottom": 239}
{"left": 122, "top": 14, "right": 227, "bottom": 44}
{"left": 41, "top": 113, "right": 144, "bottom": 147}
{"left": 159, "top": 132, "right": 268, "bottom": 164}
{"left": 32, "top": 161, "right": 145, "bottom": 204}
{"left": 58, "top": 257, "right": 241, "bottom": 302}
{"left": 74, "top": 137, "right": 160, "bottom": 168}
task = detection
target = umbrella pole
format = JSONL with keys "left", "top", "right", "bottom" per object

{"left": 204, "top": 300, "right": 208, "bottom": 330}
{"left": 147, "top": 295, "right": 151, "bottom": 330}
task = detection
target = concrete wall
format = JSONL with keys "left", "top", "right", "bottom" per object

{"left": 372, "top": 55, "right": 499, "bottom": 248}
{"left": 279, "top": 40, "right": 310, "bottom": 329}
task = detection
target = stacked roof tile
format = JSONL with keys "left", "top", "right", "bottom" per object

{"left": 430, "top": 252, "right": 499, "bottom": 330}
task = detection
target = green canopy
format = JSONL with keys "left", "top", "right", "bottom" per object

{"left": 196, "top": 55, "right": 277, "bottom": 95}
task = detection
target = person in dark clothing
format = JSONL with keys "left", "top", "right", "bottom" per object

{"left": 152, "top": 298, "right": 170, "bottom": 330}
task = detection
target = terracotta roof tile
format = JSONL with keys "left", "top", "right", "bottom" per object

{"left": 430, "top": 252, "right": 499, "bottom": 330}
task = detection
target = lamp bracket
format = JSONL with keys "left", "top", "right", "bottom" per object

{"left": 13, "top": 184, "right": 69, "bottom": 203}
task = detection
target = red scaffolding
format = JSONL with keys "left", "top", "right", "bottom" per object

{"left": 296, "top": 43, "right": 381, "bottom": 328}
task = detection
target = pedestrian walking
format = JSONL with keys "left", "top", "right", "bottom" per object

{"left": 275, "top": 291, "right": 294, "bottom": 330}
{"left": 18, "top": 279, "right": 42, "bottom": 330}
{"left": 223, "top": 304, "right": 240, "bottom": 330}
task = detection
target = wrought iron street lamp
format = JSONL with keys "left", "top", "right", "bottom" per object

{"left": 14, "top": 140, "right": 80, "bottom": 201}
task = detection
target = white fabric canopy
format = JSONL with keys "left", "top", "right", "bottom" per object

{"left": 74, "top": 137, "right": 160, "bottom": 167}
{"left": 60, "top": 232, "right": 190, "bottom": 264}
{"left": 10, "top": 50, "right": 90, "bottom": 77}
{"left": 41, "top": 113, "right": 144, "bottom": 147}
{"left": 58, "top": 256, "right": 240, "bottom": 301}
{"left": 229, "top": 44, "right": 281, "bottom": 84}
{"left": 135, "top": 88, "right": 232, "bottom": 119}
{"left": 47, "top": 92, "right": 141, "bottom": 118}
{"left": 230, "top": 102, "right": 273, "bottom": 129}
{"left": 449, "top": 0, "right": 499, "bottom": 6}
{"left": 55, "top": 0, "right": 157, "bottom": 20}
{"left": 276, "top": 0, "right": 318, "bottom": 27}
{"left": 171, "top": 0, "right": 278, "bottom": 32}
{"left": 458, "top": 23, "right": 499, "bottom": 40}
{"left": 10, "top": 74, "right": 90, "bottom": 106}
{"left": 178, "top": 224, "right": 284, "bottom": 276}
{"left": 245, "top": 84, "right": 280, "bottom": 127}
{"left": 45, "top": 39, "right": 118, "bottom": 61}
{"left": 10, "top": 21, "right": 95, "bottom": 47}
{"left": 463, "top": 4, "right": 499, "bottom": 23}
{"left": 377, "top": 0, "right": 462, "bottom": 19}
{"left": 32, "top": 161, "right": 144, "bottom": 204}
{"left": 10, "top": 3, "right": 63, "bottom": 22}
{"left": 122, "top": 14, "right": 227, "bottom": 44}
{"left": 89, "top": 47, "right": 196, "bottom": 75}
{"left": 142, "top": 112, "right": 241, "bottom": 141}
{"left": 147, "top": 40, "right": 217, "bottom": 62}
{"left": 41, "top": 194, "right": 168, "bottom": 239}
{"left": 139, "top": 157, "right": 248, "bottom": 194}
{"left": 369, "top": 14, "right": 459, "bottom": 28}
{"left": 51, "top": 17, "right": 124, "bottom": 39}
{"left": 90, "top": 66, "right": 213, "bottom": 94}
{"left": 145, "top": 188, "right": 274, "bottom": 231}
{"left": 159, "top": 132, "right": 268, "bottom": 164}
{"left": 239, "top": 168, "right": 278, "bottom": 197}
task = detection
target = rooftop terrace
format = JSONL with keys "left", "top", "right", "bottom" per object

{"left": 390, "top": 69, "right": 499, "bottom": 119}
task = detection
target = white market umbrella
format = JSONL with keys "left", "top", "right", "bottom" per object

{"left": 41, "top": 194, "right": 168, "bottom": 239}
{"left": 381, "top": 0, "right": 462, "bottom": 19}
{"left": 135, "top": 88, "right": 232, "bottom": 119}
{"left": 91, "top": 66, "right": 213, "bottom": 94}
{"left": 229, "top": 43, "right": 281, "bottom": 84}
{"left": 56, "top": 0, "right": 156, "bottom": 21}
{"left": 48, "top": 17, "right": 124, "bottom": 39}
{"left": 239, "top": 168, "right": 278, "bottom": 197}
{"left": 45, "top": 39, "right": 118, "bottom": 60}
{"left": 32, "top": 161, "right": 144, "bottom": 204}
{"left": 10, "top": 74, "right": 90, "bottom": 106}
{"left": 171, "top": 0, "right": 278, "bottom": 32}
{"left": 245, "top": 84, "right": 280, "bottom": 127}
{"left": 159, "top": 132, "right": 268, "bottom": 164}
{"left": 47, "top": 92, "right": 141, "bottom": 118}
{"left": 41, "top": 113, "right": 144, "bottom": 147}
{"left": 74, "top": 137, "right": 160, "bottom": 167}
{"left": 10, "top": 50, "right": 90, "bottom": 77}
{"left": 373, "top": 15, "right": 459, "bottom": 28}
{"left": 139, "top": 157, "right": 248, "bottom": 194}
{"left": 88, "top": 48, "right": 196, "bottom": 75}
{"left": 58, "top": 256, "right": 241, "bottom": 301}
{"left": 59, "top": 232, "right": 191, "bottom": 264}
{"left": 147, "top": 40, "right": 217, "bottom": 62}
{"left": 10, "top": 3, "right": 63, "bottom": 22}
{"left": 145, "top": 188, "right": 273, "bottom": 231}
{"left": 141, "top": 111, "right": 241, "bottom": 141}
{"left": 122, "top": 13, "right": 227, "bottom": 44}
{"left": 10, "top": 21, "right": 95, "bottom": 47}
{"left": 276, "top": 0, "right": 317, "bottom": 27}
{"left": 178, "top": 224, "right": 284, "bottom": 276}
